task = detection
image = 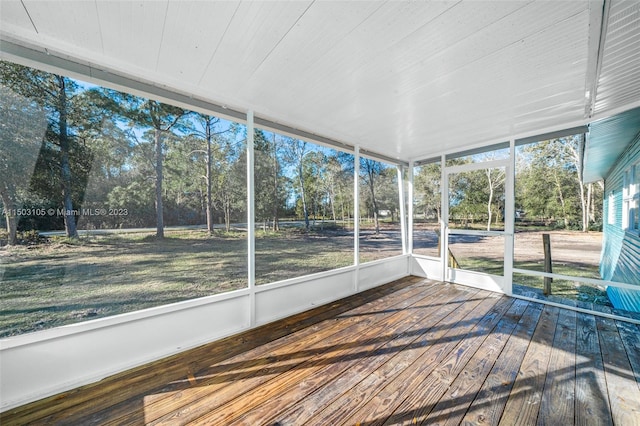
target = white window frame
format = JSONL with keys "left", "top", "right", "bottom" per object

{"left": 625, "top": 163, "right": 640, "bottom": 232}
{"left": 608, "top": 191, "right": 616, "bottom": 226}
{"left": 623, "top": 170, "right": 630, "bottom": 229}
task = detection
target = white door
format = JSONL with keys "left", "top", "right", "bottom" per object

{"left": 442, "top": 159, "right": 513, "bottom": 294}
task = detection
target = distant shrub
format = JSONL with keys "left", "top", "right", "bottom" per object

{"left": 0, "top": 230, "right": 44, "bottom": 246}
{"left": 17, "top": 230, "right": 45, "bottom": 245}
{"left": 589, "top": 222, "right": 603, "bottom": 232}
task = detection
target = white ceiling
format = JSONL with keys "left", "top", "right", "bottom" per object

{"left": 1, "top": 0, "right": 639, "bottom": 162}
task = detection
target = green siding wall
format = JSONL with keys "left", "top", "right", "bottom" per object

{"left": 601, "top": 132, "right": 640, "bottom": 286}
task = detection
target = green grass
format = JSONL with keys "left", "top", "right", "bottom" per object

{"left": 452, "top": 255, "right": 608, "bottom": 307}
{"left": 0, "top": 226, "right": 610, "bottom": 338}
{"left": 1, "top": 230, "right": 249, "bottom": 336}
{"left": 511, "top": 264, "right": 611, "bottom": 308}
{"left": 1, "top": 227, "right": 403, "bottom": 337}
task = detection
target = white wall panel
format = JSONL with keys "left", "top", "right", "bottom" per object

{"left": 448, "top": 268, "right": 505, "bottom": 294}
{"left": 358, "top": 256, "right": 410, "bottom": 291}
{"left": 411, "top": 256, "right": 442, "bottom": 280}
{"left": 0, "top": 294, "right": 250, "bottom": 410}
{"left": 254, "top": 270, "right": 355, "bottom": 326}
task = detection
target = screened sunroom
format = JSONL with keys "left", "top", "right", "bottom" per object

{"left": 1, "top": 1, "right": 639, "bottom": 424}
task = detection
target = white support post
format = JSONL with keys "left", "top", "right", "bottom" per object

{"left": 504, "top": 138, "right": 516, "bottom": 295}
{"left": 440, "top": 154, "right": 448, "bottom": 282}
{"left": 246, "top": 110, "right": 256, "bottom": 325}
{"left": 354, "top": 146, "right": 360, "bottom": 292}
{"left": 397, "top": 165, "right": 407, "bottom": 255}
{"left": 408, "top": 161, "right": 414, "bottom": 256}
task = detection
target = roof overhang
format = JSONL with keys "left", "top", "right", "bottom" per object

{"left": 1, "top": 1, "right": 639, "bottom": 162}
{"left": 584, "top": 106, "right": 640, "bottom": 183}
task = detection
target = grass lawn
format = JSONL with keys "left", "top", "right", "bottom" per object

{"left": 1, "top": 231, "right": 248, "bottom": 337}
{"left": 0, "top": 226, "right": 404, "bottom": 337}
{"left": 451, "top": 248, "right": 610, "bottom": 309}
{"left": 1, "top": 225, "right": 613, "bottom": 338}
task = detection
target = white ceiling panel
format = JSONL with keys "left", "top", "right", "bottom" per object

{"left": 1, "top": 0, "right": 639, "bottom": 161}
{"left": 155, "top": 1, "right": 240, "bottom": 84}
{"left": 21, "top": 0, "right": 103, "bottom": 53}
{"left": 241, "top": 1, "right": 384, "bottom": 104}
{"left": 594, "top": 0, "right": 640, "bottom": 115}
{"left": 199, "top": 1, "right": 313, "bottom": 97}
{"left": 96, "top": 1, "right": 168, "bottom": 71}
{"left": 0, "top": 1, "right": 38, "bottom": 33}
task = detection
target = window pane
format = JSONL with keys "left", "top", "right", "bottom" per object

{"left": 0, "top": 60, "right": 247, "bottom": 337}
{"left": 512, "top": 133, "right": 613, "bottom": 315}
{"left": 359, "top": 157, "right": 403, "bottom": 263}
{"left": 512, "top": 273, "right": 611, "bottom": 310}
{"left": 254, "top": 131, "right": 354, "bottom": 284}
{"left": 514, "top": 135, "right": 603, "bottom": 286}
{"left": 449, "top": 167, "right": 506, "bottom": 231}
{"left": 445, "top": 145, "right": 509, "bottom": 166}
{"left": 413, "top": 163, "right": 441, "bottom": 257}
{"left": 448, "top": 234, "right": 504, "bottom": 275}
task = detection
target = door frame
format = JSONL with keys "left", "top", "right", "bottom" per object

{"left": 441, "top": 157, "right": 514, "bottom": 294}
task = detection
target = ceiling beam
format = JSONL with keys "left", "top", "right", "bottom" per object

{"left": 585, "top": 0, "right": 611, "bottom": 119}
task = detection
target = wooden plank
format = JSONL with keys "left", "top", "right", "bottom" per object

{"left": 1, "top": 276, "right": 421, "bottom": 425}
{"left": 615, "top": 320, "right": 640, "bottom": 391}
{"left": 104, "top": 280, "right": 437, "bottom": 426}
{"left": 150, "top": 283, "right": 452, "bottom": 425}
{"left": 498, "top": 305, "right": 560, "bottom": 425}
{"left": 458, "top": 301, "right": 544, "bottom": 425}
{"left": 596, "top": 316, "right": 640, "bottom": 425}
{"left": 574, "top": 312, "right": 613, "bottom": 426}
{"left": 418, "top": 299, "right": 531, "bottom": 426}
{"left": 8, "top": 277, "right": 640, "bottom": 425}
{"left": 381, "top": 297, "right": 522, "bottom": 425}
{"left": 238, "top": 286, "right": 484, "bottom": 425}
{"left": 304, "top": 287, "right": 493, "bottom": 426}
{"left": 95, "top": 281, "right": 434, "bottom": 425}
{"left": 227, "top": 286, "right": 480, "bottom": 425}
{"left": 536, "top": 307, "right": 577, "bottom": 425}
{"left": 340, "top": 294, "right": 513, "bottom": 426}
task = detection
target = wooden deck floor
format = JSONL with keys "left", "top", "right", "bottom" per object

{"left": 3, "top": 276, "right": 640, "bottom": 425}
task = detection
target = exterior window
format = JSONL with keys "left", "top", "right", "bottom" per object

{"left": 625, "top": 163, "right": 640, "bottom": 231}
{"left": 608, "top": 191, "right": 616, "bottom": 225}
{"left": 623, "top": 171, "right": 630, "bottom": 229}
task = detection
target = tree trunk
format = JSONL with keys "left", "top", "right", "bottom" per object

{"left": 366, "top": 167, "right": 380, "bottom": 234}
{"left": 567, "top": 136, "right": 588, "bottom": 232}
{"left": 154, "top": 128, "right": 164, "bottom": 238}
{"left": 0, "top": 186, "right": 17, "bottom": 245}
{"left": 578, "top": 175, "right": 587, "bottom": 232}
{"left": 586, "top": 183, "right": 593, "bottom": 229}
{"left": 272, "top": 134, "right": 279, "bottom": 231}
{"left": 205, "top": 122, "right": 214, "bottom": 234}
{"left": 56, "top": 76, "right": 78, "bottom": 239}
{"left": 371, "top": 195, "right": 380, "bottom": 234}
{"left": 224, "top": 196, "right": 231, "bottom": 232}
{"left": 486, "top": 169, "right": 494, "bottom": 231}
{"left": 298, "top": 162, "right": 309, "bottom": 230}
{"left": 329, "top": 185, "right": 337, "bottom": 222}
{"left": 554, "top": 171, "right": 569, "bottom": 228}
